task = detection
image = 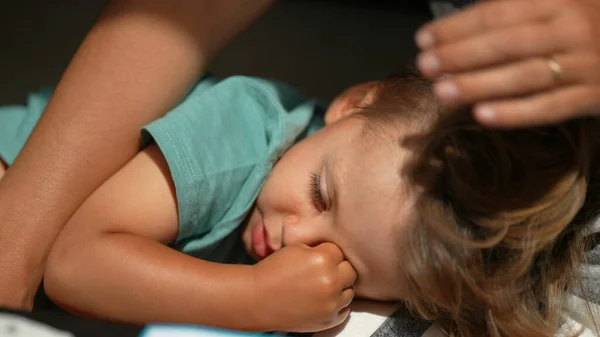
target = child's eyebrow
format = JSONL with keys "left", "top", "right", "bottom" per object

{"left": 326, "top": 155, "right": 341, "bottom": 211}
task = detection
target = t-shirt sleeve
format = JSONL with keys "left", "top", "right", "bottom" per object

{"left": 141, "top": 76, "right": 316, "bottom": 250}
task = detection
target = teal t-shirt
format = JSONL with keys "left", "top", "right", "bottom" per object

{"left": 141, "top": 75, "right": 325, "bottom": 262}
{"left": 0, "top": 75, "right": 325, "bottom": 264}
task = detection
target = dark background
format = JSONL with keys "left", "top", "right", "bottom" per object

{"left": 0, "top": 0, "right": 432, "bottom": 105}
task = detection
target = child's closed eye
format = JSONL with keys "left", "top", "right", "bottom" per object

{"left": 309, "top": 173, "right": 326, "bottom": 212}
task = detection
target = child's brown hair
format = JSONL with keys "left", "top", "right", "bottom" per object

{"left": 358, "top": 73, "right": 600, "bottom": 337}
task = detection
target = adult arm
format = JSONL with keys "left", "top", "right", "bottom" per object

{"left": 0, "top": 0, "right": 276, "bottom": 309}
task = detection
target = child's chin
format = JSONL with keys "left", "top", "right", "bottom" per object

{"left": 240, "top": 226, "right": 260, "bottom": 261}
{"left": 245, "top": 245, "right": 262, "bottom": 262}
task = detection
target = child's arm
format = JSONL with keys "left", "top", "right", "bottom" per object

{"left": 0, "top": 0, "right": 276, "bottom": 309}
{"left": 44, "top": 145, "right": 355, "bottom": 333}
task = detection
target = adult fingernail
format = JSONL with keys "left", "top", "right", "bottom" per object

{"left": 474, "top": 105, "right": 497, "bottom": 122}
{"left": 417, "top": 53, "right": 441, "bottom": 76}
{"left": 434, "top": 80, "right": 459, "bottom": 102}
{"left": 415, "top": 30, "right": 435, "bottom": 49}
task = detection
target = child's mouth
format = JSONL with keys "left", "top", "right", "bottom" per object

{"left": 251, "top": 217, "right": 271, "bottom": 259}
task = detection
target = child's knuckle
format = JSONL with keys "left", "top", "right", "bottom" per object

{"left": 311, "top": 251, "right": 331, "bottom": 266}
{"left": 318, "top": 274, "right": 336, "bottom": 290}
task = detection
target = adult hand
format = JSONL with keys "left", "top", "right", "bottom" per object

{"left": 253, "top": 242, "right": 357, "bottom": 332}
{"left": 416, "top": 0, "right": 600, "bottom": 128}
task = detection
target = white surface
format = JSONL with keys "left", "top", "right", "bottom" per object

{"left": 314, "top": 300, "right": 398, "bottom": 337}
{"left": 0, "top": 314, "right": 74, "bottom": 337}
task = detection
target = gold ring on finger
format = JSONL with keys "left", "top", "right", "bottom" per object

{"left": 547, "top": 57, "right": 562, "bottom": 84}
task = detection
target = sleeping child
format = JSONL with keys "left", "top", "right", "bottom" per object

{"left": 0, "top": 72, "right": 598, "bottom": 337}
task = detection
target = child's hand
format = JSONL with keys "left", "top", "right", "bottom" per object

{"left": 252, "top": 242, "right": 357, "bottom": 332}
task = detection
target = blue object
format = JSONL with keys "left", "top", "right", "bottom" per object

{"left": 139, "top": 324, "right": 274, "bottom": 337}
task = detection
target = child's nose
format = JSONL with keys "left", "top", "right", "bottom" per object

{"left": 281, "top": 215, "right": 329, "bottom": 248}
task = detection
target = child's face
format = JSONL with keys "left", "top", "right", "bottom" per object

{"left": 242, "top": 82, "right": 417, "bottom": 301}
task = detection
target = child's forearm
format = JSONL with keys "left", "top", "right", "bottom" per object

{"left": 44, "top": 233, "right": 271, "bottom": 331}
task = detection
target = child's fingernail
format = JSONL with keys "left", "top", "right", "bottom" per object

{"left": 415, "top": 30, "right": 436, "bottom": 49}
{"left": 434, "top": 80, "right": 459, "bottom": 102}
{"left": 417, "top": 53, "right": 441, "bottom": 75}
{"left": 475, "top": 105, "right": 497, "bottom": 122}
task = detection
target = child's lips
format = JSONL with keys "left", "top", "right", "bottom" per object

{"left": 251, "top": 218, "right": 274, "bottom": 259}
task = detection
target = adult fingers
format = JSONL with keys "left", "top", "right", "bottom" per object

{"left": 433, "top": 52, "right": 600, "bottom": 105}
{"left": 419, "top": 9, "right": 600, "bottom": 78}
{"left": 417, "top": 22, "right": 561, "bottom": 78}
{"left": 473, "top": 85, "right": 600, "bottom": 128}
{"left": 416, "top": 0, "right": 560, "bottom": 49}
